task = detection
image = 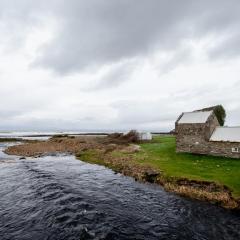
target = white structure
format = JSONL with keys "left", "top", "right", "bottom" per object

{"left": 137, "top": 131, "right": 152, "bottom": 141}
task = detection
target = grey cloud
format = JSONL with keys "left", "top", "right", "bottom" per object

{"left": 155, "top": 46, "right": 193, "bottom": 76}
{"left": 0, "top": 1, "right": 50, "bottom": 51}
{"left": 209, "top": 32, "right": 240, "bottom": 59}
{"left": 86, "top": 60, "right": 136, "bottom": 90}
{"left": 111, "top": 99, "right": 179, "bottom": 127}
{"left": 0, "top": 110, "right": 23, "bottom": 119}
{"left": 2, "top": 1, "right": 240, "bottom": 73}
{"left": 32, "top": 0, "right": 240, "bottom": 74}
{"left": 34, "top": 0, "right": 188, "bottom": 73}
{"left": 0, "top": 1, "right": 240, "bottom": 131}
{"left": 109, "top": 80, "right": 240, "bottom": 131}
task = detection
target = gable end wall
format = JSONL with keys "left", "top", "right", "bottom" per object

{"left": 175, "top": 113, "right": 220, "bottom": 155}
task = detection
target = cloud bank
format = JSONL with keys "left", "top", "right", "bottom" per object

{"left": 0, "top": 0, "right": 240, "bottom": 131}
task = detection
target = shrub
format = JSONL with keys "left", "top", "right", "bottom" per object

{"left": 197, "top": 105, "right": 226, "bottom": 126}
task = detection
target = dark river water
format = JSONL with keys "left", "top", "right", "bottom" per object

{"left": 0, "top": 142, "right": 240, "bottom": 240}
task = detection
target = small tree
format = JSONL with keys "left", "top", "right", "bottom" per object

{"left": 213, "top": 105, "right": 226, "bottom": 126}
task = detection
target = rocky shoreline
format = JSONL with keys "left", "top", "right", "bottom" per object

{"left": 4, "top": 135, "right": 240, "bottom": 210}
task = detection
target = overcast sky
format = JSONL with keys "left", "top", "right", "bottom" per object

{"left": 0, "top": 0, "right": 240, "bottom": 132}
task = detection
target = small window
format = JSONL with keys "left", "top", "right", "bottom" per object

{"left": 232, "top": 147, "right": 239, "bottom": 153}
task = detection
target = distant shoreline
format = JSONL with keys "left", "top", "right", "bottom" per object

{"left": 0, "top": 132, "right": 172, "bottom": 138}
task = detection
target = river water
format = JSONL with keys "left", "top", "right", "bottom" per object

{"left": 0, "top": 142, "right": 240, "bottom": 240}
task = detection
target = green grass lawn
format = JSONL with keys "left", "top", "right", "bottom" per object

{"left": 135, "top": 135, "right": 240, "bottom": 197}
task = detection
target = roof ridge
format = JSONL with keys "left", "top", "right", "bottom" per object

{"left": 184, "top": 110, "right": 213, "bottom": 113}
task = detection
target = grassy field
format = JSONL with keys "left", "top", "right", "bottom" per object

{"left": 135, "top": 136, "right": 240, "bottom": 197}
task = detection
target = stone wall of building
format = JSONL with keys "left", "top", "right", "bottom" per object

{"left": 175, "top": 123, "right": 210, "bottom": 154}
{"left": 204, "top": 114, "right": 220, "bottom": 140}
{"left": 175, "top": 112, "right": 220, "bottom": 155}
{"left": 209, "top": 142, "right": 240, "bottom": 159}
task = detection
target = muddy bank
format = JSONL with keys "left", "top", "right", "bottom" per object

{"left": 5, "top": 136, "right": 240, "bottom": 210}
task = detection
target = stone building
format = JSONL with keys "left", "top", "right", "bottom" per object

{"left": 175, "top": 109, "right": 240, "bottom": 159}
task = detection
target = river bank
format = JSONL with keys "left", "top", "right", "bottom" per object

{"left": 2, "top": 140, "right": 240, "bottom": 239}
{"left": 4, "top": 135, "right": 240, "bottom": 210}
